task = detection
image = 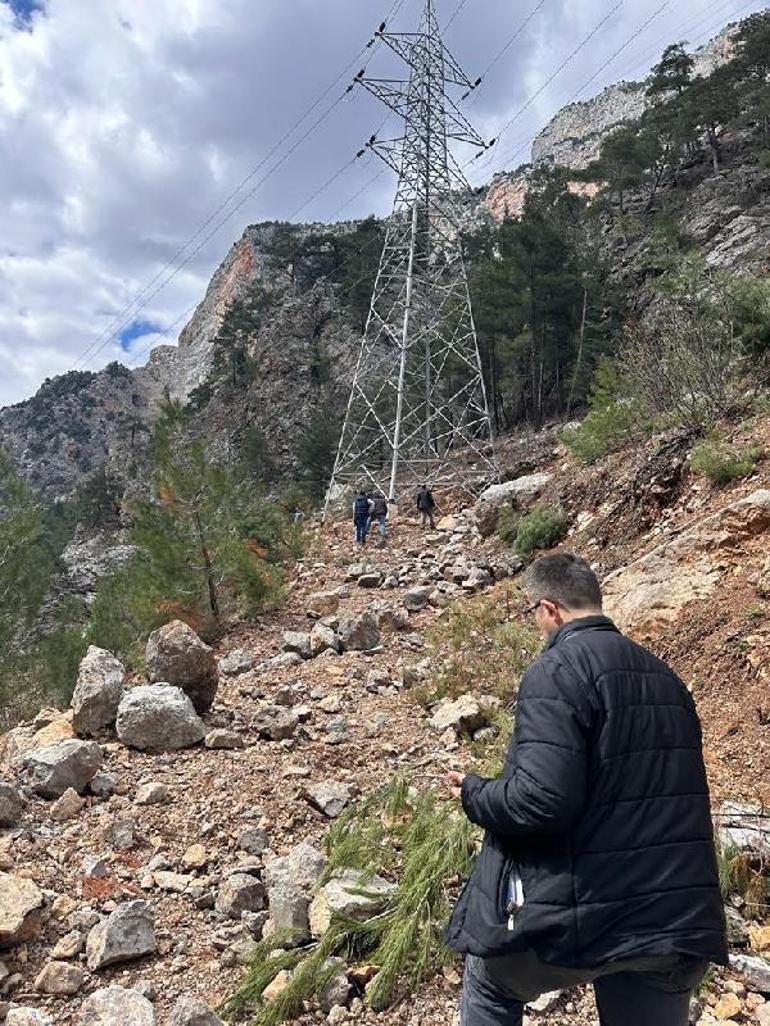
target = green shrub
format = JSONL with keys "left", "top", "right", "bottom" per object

{"left": 561, "top": 398, "right": 645, "bottom": 463}
{"left": 496, "top": 505, "right": 520, "bottom": 545}
{"left": 690, "top": 438, "right": 761, "bottom": 485}
{"left": 514, "top": 505, "right": 568, "bottom": 555}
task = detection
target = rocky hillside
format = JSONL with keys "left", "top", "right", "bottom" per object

{"left": 1, "top": 413, "right": 769, "bottom": 1025}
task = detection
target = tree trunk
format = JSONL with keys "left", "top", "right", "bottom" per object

{"left": 193, "top": 511, "right": 219, "bottom": 617}
{"left": 567, "top": 284, "right": 589, "bottom": 415}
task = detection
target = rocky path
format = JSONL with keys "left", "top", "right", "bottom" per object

{"left": 1, "top": 479, "right": 769, "bottom": 1026}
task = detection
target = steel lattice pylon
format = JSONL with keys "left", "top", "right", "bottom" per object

{"left": 326, "top": 0, "right": 498, "bottom": 509}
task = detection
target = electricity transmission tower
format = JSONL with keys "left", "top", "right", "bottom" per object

{"left": 326, "top": 0, "right": 498, "bottom": 509}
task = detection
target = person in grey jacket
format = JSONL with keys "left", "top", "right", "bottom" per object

{"left": 446, "top": 552, "right": 726, "bottom": 1026}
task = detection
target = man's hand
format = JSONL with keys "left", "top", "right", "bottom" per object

{"left": 446, "top": 770, "right": 466, "bottom": 800}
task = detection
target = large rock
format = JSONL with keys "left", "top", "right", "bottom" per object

{"left": 169, "top": 995, "right": 224, "bottom": 1026}
{"left": 264, "top": 842, "right": 326, "bottom": 944}
{"left": 0, "top": 782, "right": 24, "bottom": 826}
{"left": 475, "top": 473, "right": 552, "bottom": 536}
{"left": 34, "top": 960, "right": 85, "bottom": 995}
{"left": 86, "top": 900, "right": 156, "bottom": 970}
{"left": 306, "top": 590, "right": 340, "bottom": 618}
{"left": 309, "top": 622, "right": 341, "bottom": 658}
{"left": 403, "top": 586, "right": 431, "bottom": 612}
{"left": 718, "top": 801, "right": 770, "bottom": 857}
{"left": 729, "top": 953, "right": 770, "bottom": 992}
{"left": 251, "top": 705, "right": 298, "bottom": 741}
{"left": 0, "top": 873, "right": 44, "bottom": 948}
{"left": 79, "top": 986, "right": 155, "bottom": 1025}
{"left": 282, "top": 631, "right": 312, "bottom": 660}
{"left": 604, "top": 490, "right": 770, "bottom": 634}
{"left": 6, "top": 1011, "right": 53, "bottom": 1026}
{"left": 428, "top": 693, "right": 499, "bottom": 735}
{"left": 145, "top": 620, "right": 218, "bottom": 714}
{"left": 22, "top": 739, "right": 102, "bottom": 798}
{"left": 116, "top": 685, "right": 205, "bottom": 751}
{"left": 337, "top": 612, "right": 380, "bottom": 652}
{"left": 309, "top": 869, "right": 396, "bottom": 938}
{"left": 304, "top": 780, "right": 352, "bottom": 819}
{"left": 215, "top": 873, "right": 266, "bottom": 919}
{"left": 71, "top": 646, "right": 125, "bottom": 736}
{"left": 217, "top": 649, "right": 254, "bottom": 677}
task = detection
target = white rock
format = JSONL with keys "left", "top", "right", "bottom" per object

{"left": 71, "top": 646, "right": 125, "bottom": 736}
{"left": 145, "top": 620, "right": 218, "bottom": 715}
{"left": 0, "top": 873, "right": 44, "bottom": 946}
{"left": 116, "top": 685, "right": 205, "bottom": 751}
{"left": 23, "top": 739, "right": 103, "bottom": 798}
{"left": 86, "top": 900, "right": 156, "bottom": 970}
{"left": 79, "top": 985, "right": 155, "bottom": 1025}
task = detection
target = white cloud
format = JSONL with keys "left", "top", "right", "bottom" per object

{"left": 1, "top": 0, "right": 766, "bottom": 407}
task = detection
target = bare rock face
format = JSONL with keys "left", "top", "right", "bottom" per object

{"left": 0, "top": 782, "right": 24, "bottom": 826}
{"left": 145, "top": 621, "right": 218, "bottom": 715}
{"left": 116, "top": 686, "right": 205, "bottom": 751}
{"left": 79, "top": 985, "right": 156, "bottom": 1025}
{"left": 0, "top": 873, "right": 44, "bottom": 948}
{"left": 85, "top": 900, "right": 156, "bottom": 970}
{"left": 71, "top": 646, "right": 125, "bottom": 736}
{"left": 169, "top": 994, "right": 224, "bottom": 1026}
{"left": 22, "top": 739, "right": 103, "bottom": 798}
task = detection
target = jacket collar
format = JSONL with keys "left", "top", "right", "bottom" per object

{"left": 544, "top": 614, "right": 619, "bottom": 652}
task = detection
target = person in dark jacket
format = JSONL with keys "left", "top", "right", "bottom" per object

{"left": 370, "top": 491, "right": 389, "bottom": 545}
{"left": 416, "top": 483, "right": 436, "bottom": 529}
{"left": 446, "top": 552, "right": 727, "bottom": 1026}
{"left": 352, "top": 490, "right": 373, "bottom": 545}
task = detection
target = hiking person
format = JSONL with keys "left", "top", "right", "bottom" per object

{"left": 416, "top": 483, "right": 436, "bottom": 529}
{"left": 370, "top": 490, "right": 389, "bottom": 545}
{"left": 352, "top": 489, "right": 373, "bottom": 546}
{"left": 446, "top": 552, "right": 727, "bottom": 1026}
{"left": 292, "top": 508, "right": 304, "bottom": 525}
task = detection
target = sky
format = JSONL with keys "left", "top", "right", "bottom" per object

{"left": 1, "top": 0, "right": 767, "bottom": 408}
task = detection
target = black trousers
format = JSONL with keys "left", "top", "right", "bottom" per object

{"left": 460, "top": 950, "right": 707, "bottom": 1026}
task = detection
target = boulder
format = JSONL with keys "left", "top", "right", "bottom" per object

{"left": 264, "top": 842, "right": 326, "bottom": 944}
{"left": 135, "top": 782, "right": 169, "bottom": 805}
{"left": 22, "top": 739, "right": 102, "bottom": 798}
{"left": 475, "top": 473, "right": 552, "bottom": 537}
{"left": 169, "top": 995, "right": 224, "bottom": 1026}
{"left": 282, "top": 631, "right": 312, "bottom": 660}
{"left": 34, "top": 960, "right": 85, "bottom": 995}
{"left": 252, "top": 705, "right": 298, "bottom": 741}
{"left": 304, "top": 780, "right": 352, "bottom": 819}
{"left": 428, "top": 694, "right": 498, "bottom": 735}
{"left": 462, "top": 566, "right": 493, "bottom": 591}
{"left": 718, "top": 801, "right": 770, "bottom": 857}
{"left": 0, "top": 873, "right": 44, "bottom": 948}
{"left": 309, "top": 869, "right": 396, "bottom": 937}
{"left": 79, "top": 986, "right": 155, "bottom": 1025}
{"left": 204, "top": 729, "right": 244, "bottom": 750}
{"left": 71, "top": 646, "right": 125, "bottom": 736}
{"left": 357, "top": 572, "right": 382, "bottom": 589}
{"left": 6, "top": 1011, "right": 53, "bottom": 1026}
{"left": 217, "top": 649, "right": 255, "bottom": 677}
{"left": 729, "top": 953, "right": 770, "bottom": 993}
{"left": 116, "top": 685, "right": 205, "bottom": 751}
{"left": 238, "top": 826, "right": 269, "bottom": 855}
{"left": 306, "top": 590, "right": 340, "bottom": 618}
{"left": 309, "top": 623, "right": 341, "bottom": 658}
{"left": 0, "top": 782, "right": 24, "bottom": 826}
{"left": 337, "top": 612, "right": 380, "bottom": 652}
{"left": 50, "top": 787, "right": 86, "bottom": 822}
{"left": 403, "top": 586, "right": 431, "bottom": 612}
{"left": 145, "top": 620, "right": 218, "bottom": 714}
{"left": 215, "top": 873, "right": 266, "bottom": 919}
{"left": 86, "top": 900, "right": 156, "bottom": 970}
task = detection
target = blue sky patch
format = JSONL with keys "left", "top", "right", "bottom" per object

{"left": 3, "top": 0, "right": 44, "bottom": 22}
{"left": 118, "top": 318, "right": 163, "bottom": 352}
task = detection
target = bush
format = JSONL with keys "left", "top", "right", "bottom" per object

{"left": 496, "top": 505, "right": 520, "bottom": 545}
{"left": 690, "top": 437, "right": 761, "bottom": 484}
{"left": 561, "top": 399, "right": 645, "bottom": 463}
{"left": 514, "top": 505, "right": 568, "bottom": 555}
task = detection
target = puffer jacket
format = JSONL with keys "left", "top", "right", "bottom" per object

{"left": 446, "top": 616, "right": 728, "bottom": 969}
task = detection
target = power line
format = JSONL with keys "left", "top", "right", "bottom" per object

{"left": 70, "top": 0, "right": 410, "bottom": 372}
{"left": 465, "top": 0, "right": 552, "bottom": 105}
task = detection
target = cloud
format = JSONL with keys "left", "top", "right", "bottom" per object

{"left": 0, "top": 0, "right": 765, "bottom": 407}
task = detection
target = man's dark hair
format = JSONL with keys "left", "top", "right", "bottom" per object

{"left": 525, "top": 553, "right": 602, "bottom": 610}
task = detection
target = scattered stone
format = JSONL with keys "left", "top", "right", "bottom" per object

{"left": 83, "top": 854, "right": 110, "bottom": 879}
{"left": 50, "top": 787, "right": 86, "bottom": 822}
{"left": 307, "top": 590, "right": 340, "bottom": 618}
{"left": 304, "top": 780, "right": 352, "bottom": 819}
{"left": 116, "top": 685, "right": 205, "bottom": 751}
{"left": 169, "top": 994, "right": 224, "bottom": 1025}
{"left": 238, "top": 826, "right": 269, "bottom": 855}
{"left": 309, "top": 869, "right": 396, "bottom": 937}
{"left": 0, "top": 783, "right": 23, "bottom": 826}
{"left": 714, "top": 992, "right": 742, "bottom": 1019}
{"left": 268, "top": 652, "right": 303, "bottom": 669}
{"left": 403, "top": 586, "right": 431, "bottom": 612}
{"left": 86, "top": 900, "right": 156, "bottom": 970}
{"left": 252, "top": 705, "right": 299, "bottom": 741}
{"left": 729, "top": 953, "right": 770, "bottom": 993}
{"left": 357, "top": 572, "right": 382, "bottom": 588}
{"left": 376, "top": 605, "right": 409, "bottom": 632}
{"left": 751, "top": 925, "right": 770, "bottom": 954}
{"left": 182, "top": 844, "right": 208, "bottom": 870}
{"left": 324, "top": 716, "right": 350, "bottom": 745}
{"left": 101, "top": 815, "right": 138, "bottom": 852}
{"left": 310, "top": 622, "right": 341, "bottom": 658}
{"left": 52, "top": 930, "right": 83, "bottom": 959}
{"left": 145, "top": 620, "right": 218, "bottom": 715}
{"left": 0, "top": 873, "right": 44, "bottom": 947}
{"left": 34, "top": 960, "right": 85, "bottom": 995}
{"left": 89, "top": 771, "right": 118, "bottom": 798}
{"left": 262, "top": 969, "right": 291, "bottom": 1003}
{"left": 22, "top": 739, "right": 103, "bottom": 798}
{"left": 462, "top": 566, "right": 492, "bottom": 591}
{"left": 282, "top": 631, "right": 312, "bottom": 660}
{"left": 718, "top": 802, "right": 770, "bottom": 857}
{"left": 135, "top": 782, "right": 168, "bottom": 805}
{"left": 337, "top": 612, "right": 380, "bottom": 652}
{"left": 153, "top": 872, "right": 192, "bottom": 893}
{"left": 218, "top": 649, "right": 254, "bottom": 677}
{"left": 319, "top": 958, "right": 354, "bottom": 1013}
{"left": 527, "top": 990, "right": 562, "bottom": 1013}
{"left": 79, "top": 985, "right": 155, "bottom": 1025}
{"left": 725, "top": 907, "right": 748, "bottom": 948}
{"left": 264, "top": 843, "right": 326, "bottom": 944}
{"left": 71, "top": 646, "right": 125, "bottom": 736}
{"left": 215, "top": 874, "right": 266, "bottom": 919}
{"left": 204, "top": 729, "right": 244, "bottom": 750}
{"left": 428, "top": 693, "right": 498, "bottom": 735}
{"left": 318, "top": 693, "right": 342, "bottom": 714}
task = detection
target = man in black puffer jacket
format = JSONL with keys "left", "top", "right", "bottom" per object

{"left": 446, "top": 553, "right": 727, "bottom": 1026}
